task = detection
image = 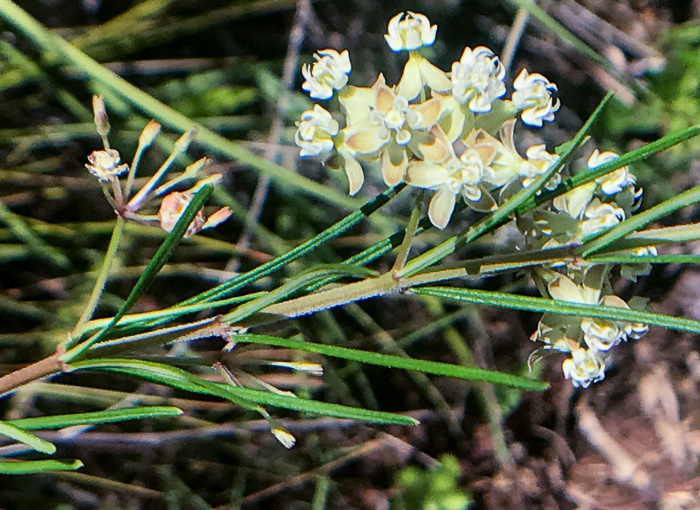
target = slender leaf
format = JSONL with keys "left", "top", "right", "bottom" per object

{"left": 220, "top": 385, "right": 418, "bottom": 425}
{"left": 0, "top": 459, "right": 83, "bottom": 474}
{"left": 8, "top": 406, "right": 182, "bottom": 430}
{"left": 236, "top": 334, "right": 548, "bottom": 391}
{"left": 69, "top": 358, "right": 417, "bottom": 425}
{"left": 223, "top": 264, "right": 378, "bottom": 324}
{"left": 0, "top": 420, "right": 56, "bottom": 454}
{"left": 413, "top": 286, "right": 700, "bottom": 334}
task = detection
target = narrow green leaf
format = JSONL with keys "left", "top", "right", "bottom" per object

{"left": 220, "top": 385, "right": 418, "bottom": 425}
{"left": 8, "top": 406, "right": 182, "bottom": 430}
{"left": 236, "top": 334, "right": 548, "bottom": 391}
{"left": 69, "top": 358, "right": 417, "bottom": 425}
{"left": 585, "top": 254, "right": 700, "bottom": 265}
{"left": 0, "top": 459, "right": 83, "bottom": 474}
{"left": 413, "top": 286, "right": 700, "bottom": 334}
{"left": 0, "top": 420, "right": 56, "bottom": 454}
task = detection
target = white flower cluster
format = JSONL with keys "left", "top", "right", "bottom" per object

{"left": 294, "top": 11, "right": 561, "bottom": 226}
{"left": 294, "top": 12, "right": 652, "bottom": 388}
{"left": 530, "top": 266, "right": 649, "bottom": 388}
{"left": 521, "top": 150, "right": 653, "bottom": 387}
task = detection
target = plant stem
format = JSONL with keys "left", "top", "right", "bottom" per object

{"left": 68, "top": 217, "right": 125, "bottom": 345}
{"left": 0, "top": 353, "right": 64, "bottom": 398}
{"left": 259, "top": 268, "right": 466, "bottom": 319}
{"left": 391, "top": 190, "right": 423, "bottom": 274}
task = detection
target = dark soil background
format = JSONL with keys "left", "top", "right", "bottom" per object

{"left": 0, "top": 1, "right": 699, "bottom": 509}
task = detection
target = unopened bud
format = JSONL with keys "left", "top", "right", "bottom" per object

{"left": 271, "top": 425, "right": 296, "bottom": 449}
{"left": 138, "top": 120, "right": 161, "bottom": 150}
{"left": 92, "top": 95, "right": 110, "bottom": 144}
{"left": 174, "top": 128, "right": 197, "bottom": 152}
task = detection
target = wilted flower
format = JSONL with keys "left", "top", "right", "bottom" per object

{"left": 85, "top": 149, "right": 128, "bottom": 182}
{"left": 451, "top": 46, "right": 506, "bottom": 113}
{"left": 301, "top": 49, "right": 352, "bottom": 100}
{"left": 512, "top": 69, "right": 560, "bottom": 127}
{"left": 384, "top": 11, "right": 437, "bottom": 52}
{"left": 158, "top": 188, "right": 232, "bottom": 238}
{"left": 295, "top": 104, "right": 339, "bottom": 158}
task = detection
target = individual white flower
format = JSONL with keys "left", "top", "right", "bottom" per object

{"left": 301, "top": 49, "right": 352, "bottom": 100}
{"left": 512, "top": 69, "right": 560, "bottom": 127}
{"left": 294, "top": 104, "right": 339, "bottom": 158}
{"left": 624, "top": 321, "right": 649, "bottom": 340}
{"left": 587, "top": 149, "right": 636, "bottom": 195}
{"left": 634, "top": 246, "right": 657, "bottom": 257}
{"left": 579, "top": 198, "right": 625, "bottom": 238}
{"left": 580, "top": 295, "right": 630, "bottom": 352}
{"left": 553, "top": 182, "right": 596, "bottom": 220}
{"left": 518, "top": 144, "right": 560, "bottom": 188}
{"left": 451, "top": 46, "right": 506, "bottom": 113}
{"left": 407, "top": 126, "right": 496, "bottom": 229}
{"left": 384, "top": 11, "right": 437, "bottom": 52}
{"left": 562, "top": 346, "right": 607, "bottom": 388}
{"left": 86, "top": 149, "right": 128, "bottom": 182}
{"left": 343, "top": 75, "right": 442, "bottom": 187}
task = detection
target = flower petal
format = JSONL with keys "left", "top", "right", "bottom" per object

{"left": 381, "top": 146, "right": 408, "bottom": 186}
{"left": 406, "top": 161, "right": 450, "bottom": 189}
{"left": 428, "top": 186, "right": 456, "bottom": 229}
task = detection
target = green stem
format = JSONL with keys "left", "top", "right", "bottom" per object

{"left": 68, "top": 217, "right": 125, "bottom": 345}
{"left": 259, "top": 268, "right": 466, "bottom": 319}
{"left": 391, "top": 190, "right": 423, "bottom": 273}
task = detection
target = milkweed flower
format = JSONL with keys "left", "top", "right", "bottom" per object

{"left": 579, "top": 198, "right": 625, "bottom": 238}
{"left": 343, "top": 74, "right": 442, "bottom": 187}
{"left": 407, "top": 126, "right": 496, "bottom": 229}
{"left": 587, "top": 149, "right": 636, "bottom": 195}
{"left": 384, "top": 11, "right": 437, "bottom": 52}
{"left": 85, "top": 149, "right": 128, "bottom": 183}
{"left": 294, "top": 104, "right": 339, "bottom": 158}
{"left": 530, "top": 268, "right": 649, "bottom": 387}
{"left": 301, "top": 49, "right": 352, "bottom": 100}
{"left": 562, "top": 347, "right": 607, "bottom": 388}
{"left": 512, "top": 69, "right": 560, "bottom": 127}
{"left": 451, "top": 46, "right": 506, "bottom": 113}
